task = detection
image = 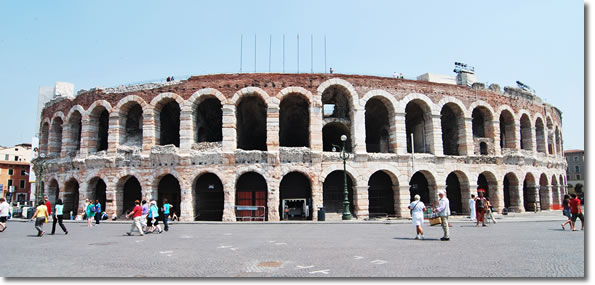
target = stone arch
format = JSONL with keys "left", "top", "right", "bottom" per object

{"left": 236, "top": 171, "right": 268, "bottom": 221}
{"left": 539, "top": 173, "right": 550, "bottom": 210}
{"left": 323, "top": 170, "right": 357, "bottom": 218}
{"left": 403, "top": 96, "right": 434, "bottom": 154}
{"left": 477, "top": 171, "right": 498, "bottom": 208}
{"left": 155, "top": 173, "right": 182, "bottom": 217}
{"left": 65, "top": 105, "right": 86, "bottom": 123}
{"left": 64, "top": 107, "right": 84, "bottom": 154}
{"left": 319, "top": 164, "right": 360, "bottom": 184}
{"left": 364, "top": 92, "right": 397, "bottom": 153}
{"left": 87, "top": 176, "right": 107, "bottom": 213}
{"left": 546, "top": 116, "right": 555, "bottom": 155}
{"left": 236, "top": 93, "right": 267, "bottom": 150}
{"left": 152, "top": 93, "right": 183, "bottom": 147}
{"left": 187, "top": 88, "right": 227, "bottom": 107}
{"left": 280, "top": 171, "right": 313, "bottom": 220}
{"left": 279, "top": 92, "right": 310, "bottom": 148}
{"left": 503, "top": 172, "right": 520, "bottom": 211}
{"left": 49, "top": 114, "right": 65, "bottom": 156}
{"left": 229, "top": 87, "right": 270, "bottom": 106}
{"left": 40, "top": 121, "right": 50, "bottom": 156}
{"left": 551, "top": 175, "right": 560, "bottom": 208}
{"left": 398, "top": 93, "right": 436, "bottom": 115}
{"left": 86, "top": 101, "right": 111, "bottom": 153}
{"left": 193, "top": 172, "right": 225, "bottom": 221}
{"left": 46, "top": 178, "right": 60, "bottom": 206}
{"left": 317, "top": 78, "right": 359, "bottom": 110}
{"left": 440, "top": 101, "right": 467, "bottom": 155}
{"left": 190, "top": 92, "right": 223, "bottom": 144}
{"left": 116, "top": 175, "right": 143, "bottom": 216}
{"left": 498, "top": 106, "right": 517, "bottom": 150}
{"left": 62, "top": 178, "right": 80, "bottom": 219}
{"left": 471, "top": 104, "right": 495, "bottom": 138}
{"left": 555, "top": 126, "right": 562, "bottom": 155}
{"left": 519, "top": 112, "right": 533, "bottom": 150}
{"left": 445, "top": 170, "right": 470, "bottom": 215}
{"left": 368, "top": 170, "right": 397, "bottom": 217}
{"left": 437, "top": 97, "right": 470, "bottom": 118}
{"left": 278, "top": 86, "right": 315, "bottom": 105}
{"left": 523, "top": 172, "right": 538, "bottom": 212}
{"left": 534, "top": 116, "right": 546, "bottom": 153}
{"left": 409, "top": 170, "right": 438, "bottom": 205}
{"left": 115, "top": 97, "right": 145, "bottom": 147}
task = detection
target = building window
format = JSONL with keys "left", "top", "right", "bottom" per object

{"left": 20, "top": 180, "right": 25, "bottom": 189}
{"left": 14, "top": 156, "right": 19, "bottom": 161}
{"left": 4, "top": 154, "right": 8, "bottom": 160}
{"left": 576, "top": 174, "right": 581, "bottom": 180}
{"left": 574, "top": 156, "right": 579, "bottom": 162}
{"left": 575, "top": 166, "right": 580, "bottom": 173}
{"left": 20, "top": 169, "right": 27, "bottom": 176}
{"left": 7, "top": 179, "right": 12, "bottom": 187}
{"left": 8, "top": 168, "right": 13, "bottom": 175}
{"left": 17, "top": 193, "right": 26, "bottom": 201}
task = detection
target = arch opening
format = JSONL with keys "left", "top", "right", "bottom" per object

{"left": 365, "top": 98, "right": 391, "bottom": 153}
{"left": 49, "top": 118, "right": 63, "bottom": 156}
{"left": 89, "top": 178, "right": 106, "bottom": 214}
{"left": 535, "top": 118, "right": 546, "bottom": 153}
{"left": 446, "top": 173, "right": 462, "bottom": 215}
{"left": 322, "top": 122, "right": 352, "bottom": 152}
{"left": 499, "top": 110, "right": 516, "bottom": 149}
{"left": 62, "top": 179, "right": 79, "bottom": 220}
{"left": 121, "top": 104, "right": 143, "bottom": 147}
{"left": 409, "top": 172, "right": 431, "bottom": 204}
{"left": 322, "top": 85, "right": 351, "bottom": 119}
{"left": 122, "top": 176, "right": 142, "bottom": 215}
{"left": 441, "top": 103, "right": 464, "bottom": 155}
{"left": 157, "top": 174, "right": 181, "bottom": 217}
{"left": 159, "top": 101, "right": 181, "bottom": 147}
{"left": 67, "top": 111, "right": 82, "bottom": 153}
{"left": 237, "top": 96, "right": 267, "bottom": 151}
{"left": 406, "top": 101, "right": 432, "bottom": 154}
{"left": 368, "top": 171, "right": 395, "bottom": 217}
{"left": 523, "top": 174, "right": 538, "bottom": 212}
{"left": 280, "top": 94, "right": 310, "bottom": 148}
{"left": 40, "top": 123, "right": 50, "bottom": 155}
{"left": 520, "top": 114, "right": 533, "bottom": 150}
{"left": 280, "top": 172, "right": 312, "bottom": 220}
{"left": 47, "top": 179, "right": 59, "bottom": 206}
{"left": 323, "top": 170, "right": 355, "bottom": 217}
{"left": 194, "top": 173, "right": 224, "bottom": 221}
{"left": 195, "top": 98, "right": 223, "bottom": 144}
{"left": 236, "top": 172, "right": 268, "bottom": 221}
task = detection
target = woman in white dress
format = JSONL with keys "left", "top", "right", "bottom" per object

{"left": 408, "top": 194, "right": 426, "bottom": 240}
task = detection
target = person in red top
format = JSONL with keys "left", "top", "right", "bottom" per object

{"left": 569, "top": 194, "right": 584, "bottom": 231}
{"left": 44, "top": 196, "right": 52, "bottom": 216}
{"left": 126, "top": 200, "right": 144, "bottom": 236}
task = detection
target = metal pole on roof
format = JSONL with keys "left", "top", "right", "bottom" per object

{"left": 254, "top": 34, "right": 257, "bottom": 73}
{"left": 269, "top": 34, "right": 272, "bottom": 73}
{"left": 311, "top": 34, "right": 313, "bottom": 73}
{"left": 297, "top": 34, "right": 299, "bottom": 73}
{"left": 240, "top": 34, "right": 243, "bottom": 73}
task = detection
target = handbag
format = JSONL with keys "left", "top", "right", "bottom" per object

{"left": 429, "top": 212, "right": 441, "bottom": 226}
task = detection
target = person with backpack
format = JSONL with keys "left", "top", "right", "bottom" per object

{"left": 475, "top": 190, "right": 488, "bottom": 227}
{"left": 86, "top": 200, "right": 95, "bottom": 227}
{"left": 561, "top": 194, "right": 573, "bottom": 230}
{"left": 94, "top": 200, "right": 102, "bottom": 225}
{"left": 146, "top": 200, "right": 163, "bottom": 234}
{"left": 161, "top": 199, "right": 172, "bottom": 232}
{"left": 408, "top": 194, "right": 426, "bottom": 240}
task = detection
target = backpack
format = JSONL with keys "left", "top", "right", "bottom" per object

{"left": 476, "top": 198, "right": 485, "bottom": 209}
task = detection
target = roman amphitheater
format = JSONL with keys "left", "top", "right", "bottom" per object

{"left": 33, "top": 73, "right": 567, "bottom": 221}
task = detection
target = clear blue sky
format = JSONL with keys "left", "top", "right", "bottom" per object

{"left": 0, "top": 0, "right": 584, "bottom": 150}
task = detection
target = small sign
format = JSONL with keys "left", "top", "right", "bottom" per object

{"left": 236, "top": 206, "right": 259, "bottom": 211}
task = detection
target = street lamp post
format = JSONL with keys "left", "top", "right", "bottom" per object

{"left": 333, "top": 135, "right": 352, "bottom": 220}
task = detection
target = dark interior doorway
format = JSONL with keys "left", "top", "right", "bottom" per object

{"left": 160, "top": 101, "right": 181, "bottom": 147}
{"left": 237, "top": 96, "right": 267, "bottom": 151}
{"left": 368, "top": 171, "right": 394, "bottom": 217}
{"left": 446, "top": 173, "right": 462, "bottom": 214}
{"left": 236, "top": 172, "right": 267, "bottom": 221}
{"left": 195, "top": 173, "right": 224, "bottom": 221}
{"left": 62, "top": 179, "right": 79, "bottom": 220}
{"left": 158, "top": 174, "right": 181, "bottom": 217}
{"left": 280, "top": 172, "right": 312, "bottom": 220}
{"left": 323, "top": 171, "right": 355, "bottom": 216}
{"left": 122, "top": 176, "right": 142, "bottom": 215}
{"left": 409, "top": 172, "right": 430, "bottom": 204}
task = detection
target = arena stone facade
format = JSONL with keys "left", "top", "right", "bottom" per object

{"left": 33, "top": 73, "right": 568, "bottom": 222}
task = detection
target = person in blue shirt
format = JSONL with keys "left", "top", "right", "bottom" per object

{"left": 146, "top": 200, "right": 163, "bottom": 234}
{"left": 50, "top": 199, "right": 68, "bottom": 235}
{"left": 94, "top": 200, "right": 102, "bottom": 225}
{"left": 161, "top": 199, "right": 173, "bottom": 232}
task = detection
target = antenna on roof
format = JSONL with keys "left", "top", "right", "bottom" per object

{"left": 516, "top": 81, "right": 535, "bottom": 94}
{"left": 453, "top": 62, "right": 475, "bottom": 74}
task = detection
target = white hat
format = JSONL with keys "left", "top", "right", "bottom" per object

{"left": 438, "top": 190, "right": 446, "bottom": 196}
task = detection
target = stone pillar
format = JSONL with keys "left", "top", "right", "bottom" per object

{"left": 221, "top": 104, "right": 236, "bottom": 153}
{"left": 539, "top": 185, "right": 552, "bottom": 211}
{"left": 431, "top": 114, "right": 443, "bottom": 156}
{"left": 494, "top": 181, "right": 505, "bottom": 213}
{"left": 311, "top": 180, "right": 323, "bottom": 221}
{"left": 430, "top": 184, "right": 441, "bottom": 207}
{"left": 179, "top": 180, "right": 194, "bottom": 221}
{"left": 492, "top": 120, "right": 501, "bottom": 156}
{"left": 107, "top": 113, "right": 119, "bottom": 156}
{"left": 530, "top": 127, "right": 537, "bottom": 153}
{"left": 267, "top": 175, "right": 281, "bottom": 221}
{"left": 222, "top": 172, "right": 236, "bottom": 222}
{"left": 105, "top": 181, "right": 117, "bottom": 217}
{"left": 395, "top": 185, "right": 411, "bottom": 218}
{"left": 395, "top": 112, "right": 407, "bottom": 154}
{"left": 354, "top": 185, "right": 369, "bottom": 220}
{"left": 61, "top": 123, "right": 71, "bottom": 158}
{"left": 179, "top": 105, "right": 193, "bottom": 153}
{"left": 463, "top": 117, "right": 475, "bottom": 155}
{"left": 266, "top": 103, "right": 280, "bottom": 152}
{"left": 508, "top": 183, "right": 524, "bottom": 213}
{"left": 513, "top": 123, "right": 521, "bottom": 150}
{"left": 79, "top": 116, "right": 90, "bottom": 157}
{"left": 353, "top": 108, "right": 367, "bottom": 154}
{"left": 461, "top": 183, "right": 473, "bottom": 215}
{"left": 142, "top": 112, "right": 156, "bottom": 153}
{"left": 310, "top": 105, "right": 323, "bottom": 152}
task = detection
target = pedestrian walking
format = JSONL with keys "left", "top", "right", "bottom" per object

{"left": 82, "top": 199, "right": 89, "bottom": 220}
{"left": 468, "top": 194, "right": 477, "bottom": 222}
{"left": 126, "top": 200, "right": 144, "bottom": 236}
{"left": 86, "top": 200, "right": 95, "bottom": 227}
{"left": 50, "top": 199, "right": 68, "bottom": 235}
{"left": 408, "top": 194, "right": 426, "bottom": 240}
{"left": 94, "top": 200, "right": 102, "bottom": 225}
{"left": 0, "top": 197, "right": 10, "bottom": 232}
{"left": 30, "top": 201, "right": 49, "bottom": 237}
{"left": 475, "top": 190, "right": 487, "bottom": 227}
{"left": 141, "top": 200, "right": 149, "bottom": 231}
{"left": 146, "top": 200, "right": 162, "bottom": 234}
{"left": 561, "top": 194, "right": 573, "bottom": 230}
{"left": 44, "top": 196, "right": 52, "bottom": 217}
{"left": 161, "top": 199, "right": 172, "bottom": 232}
{"left": 434, "top": 190, "right": 451, "bottom": 241}
{"left": 569, "top": 194, "right": 584, "bottom": 231}
{"left": 485, "top": 198, "right": 497, "bottom": 224}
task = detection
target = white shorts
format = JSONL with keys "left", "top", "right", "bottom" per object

{"left": 412, "top": 216, "right": 424, "bottom": 226}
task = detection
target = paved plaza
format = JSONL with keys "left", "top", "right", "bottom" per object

{"left": 0, "top": 212, "right": 584, "bottom": 277}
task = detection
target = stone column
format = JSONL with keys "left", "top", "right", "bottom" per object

{"left": 494, "top": 181, "right": 505, "bottom": 213}
{"left": 142, "top": 111, "right": 156, "bottom": 153}
{"left": 105, "top": 180, "right": 117, "bottom": 217}
{"left": 267, "top": 175, "right": 281, "bottom": 221}
{"left": 79, "top": 116, "right": 90, "bottom": 157}
{"left": 492, "top": 120, "right": 501, "bottom": 156}
{"left": 354, "top": 185, "right": 369, "bottom": 220}
{"left": 222, "top": 172, "right": 236, "bottom": 222}
{"left": 221, "top": 104, "right": 236, "bottom": 153}
{"left": 107, "top": 113, "right": 119, "bottom": 156}
{"left": 395, "top": 185, "right": 411, "bottom": 218}
{"left": 430, "top": 184, "right": 441, "bottom": 207}
{"left": 463, "top": 117, "right": 475, "bottom": 155}
{"left": 513, "top": 123, "right": 521, "bottom": 150}
{"left": 61, "top": 123, "right": 71, "bottom": 158}
{"left": 179, "top": 105, "right": 193, "bottom": 154}
{"left": 179, "top": 180, "right": 194, "bottom": 222}
{"left": 431, "top": 114, "right": 443, "bottom": 156}
{"left": 395, "top": 112, "right": 407, "bottom": 154}
{"left": 311, "top": 180, "right": 323, "bottom": 221}
{"left": 530, "top": 127, "right": 537, "bottom": 153}
{"left": 508, "top": 183, "right": 524, "bottom": 213}
{"left": 353, "top": 108, "right": 367, "bottom": 154}
{"left": 266, "top": 104, "right": 280, "bottom": 152}
{"left": 310, "top": 105, "right": 323, "bottom": 153}
{"left": 461, "top": 183, "right": 473, "bottom": 215}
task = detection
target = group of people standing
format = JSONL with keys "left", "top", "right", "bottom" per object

{"left": 469, "top": 190, "right": 497, "bottom": 227}
{"left": 126, "top": 198, "right": 173, "bottom": 236}
{"left": 82, "top": 199, "right": 103, "bottom": 227}
{"left": 408, "top": 190, "right": 451, "bottom": 241}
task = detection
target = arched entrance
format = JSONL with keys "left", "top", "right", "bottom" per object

{"left": 368, "top": 171, "right": 395, "bottom": 217}
{"left": 88, "top": 178, "right": 106, "bottom": 214}
{"left": 119, "top": 103, "right": 143, "bottom": 147}
{"left": 409, "top": 171, "right": 433, "bottom": 204}
{"left": 551, "top": 175, "right": 560, "bottom": 208}
{"left": 62, "top": 179, "right": 79, "bottom": 219}
{"left": 236, "top": 96, "right": 267, "bottom": 150}
{"left": 499, "top": 110, "right": 516, "bottom": 149}
{"left": 322, "top": 122, "right": 352, "bottom": 152}
{"left": 47, "top": 179, "right": 59, "bottom": 206}
{"left": 445, "top": 172, "right": 463, "bottom": 215}
{"left": 158, "top": 100, "right": 181, "bottom": 147}
{"left": 121, "top": 176, "right": 142, "bottom": 215}
{"left": 194, "top": 97, "right": 223, "bottom": 143}
{"left": 157, "top": 174, "right": 181, "bottom": 217}
{"left": 365, "top": 98, "right": 392, "bottom": 153}
{"left": 441, "top": 103, "right": 465, "bottom": 155}
{"left": 523, "top": 173, "right": 538, "bottom": 212}
{"left": 194, "top": 173, "right": 224, "bottom": 221}
{"left": 236, "top": 172, "right": 268, "bottom": 221}
{"left": 503, "top": 173, "right": 518, "bottom": 210}
{"left": 280, "top": 94, "right": 310, "bottom": 147}
{"left": 406, "top": 100, "right": 432, "bottom": 154}
{"left": 323, "top": 170, "right": 355, "bottom": 218}
{"left": 539, "top": 174, "right": 549, "bottom": 210}
{"left": 280, "top": 172, "right": 312, "bottom": 220}
{"left": 477, "top": 172, "right": 498, "bottom": 207}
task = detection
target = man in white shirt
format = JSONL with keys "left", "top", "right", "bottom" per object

{"left": 0, "top": 197, "right": 10, "bottom": 232}
{"left": 434, "top": 190, "right": 451, "bottom": 241}
{"left": 468, "top": 194, "right": 477, "bottom": 222}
